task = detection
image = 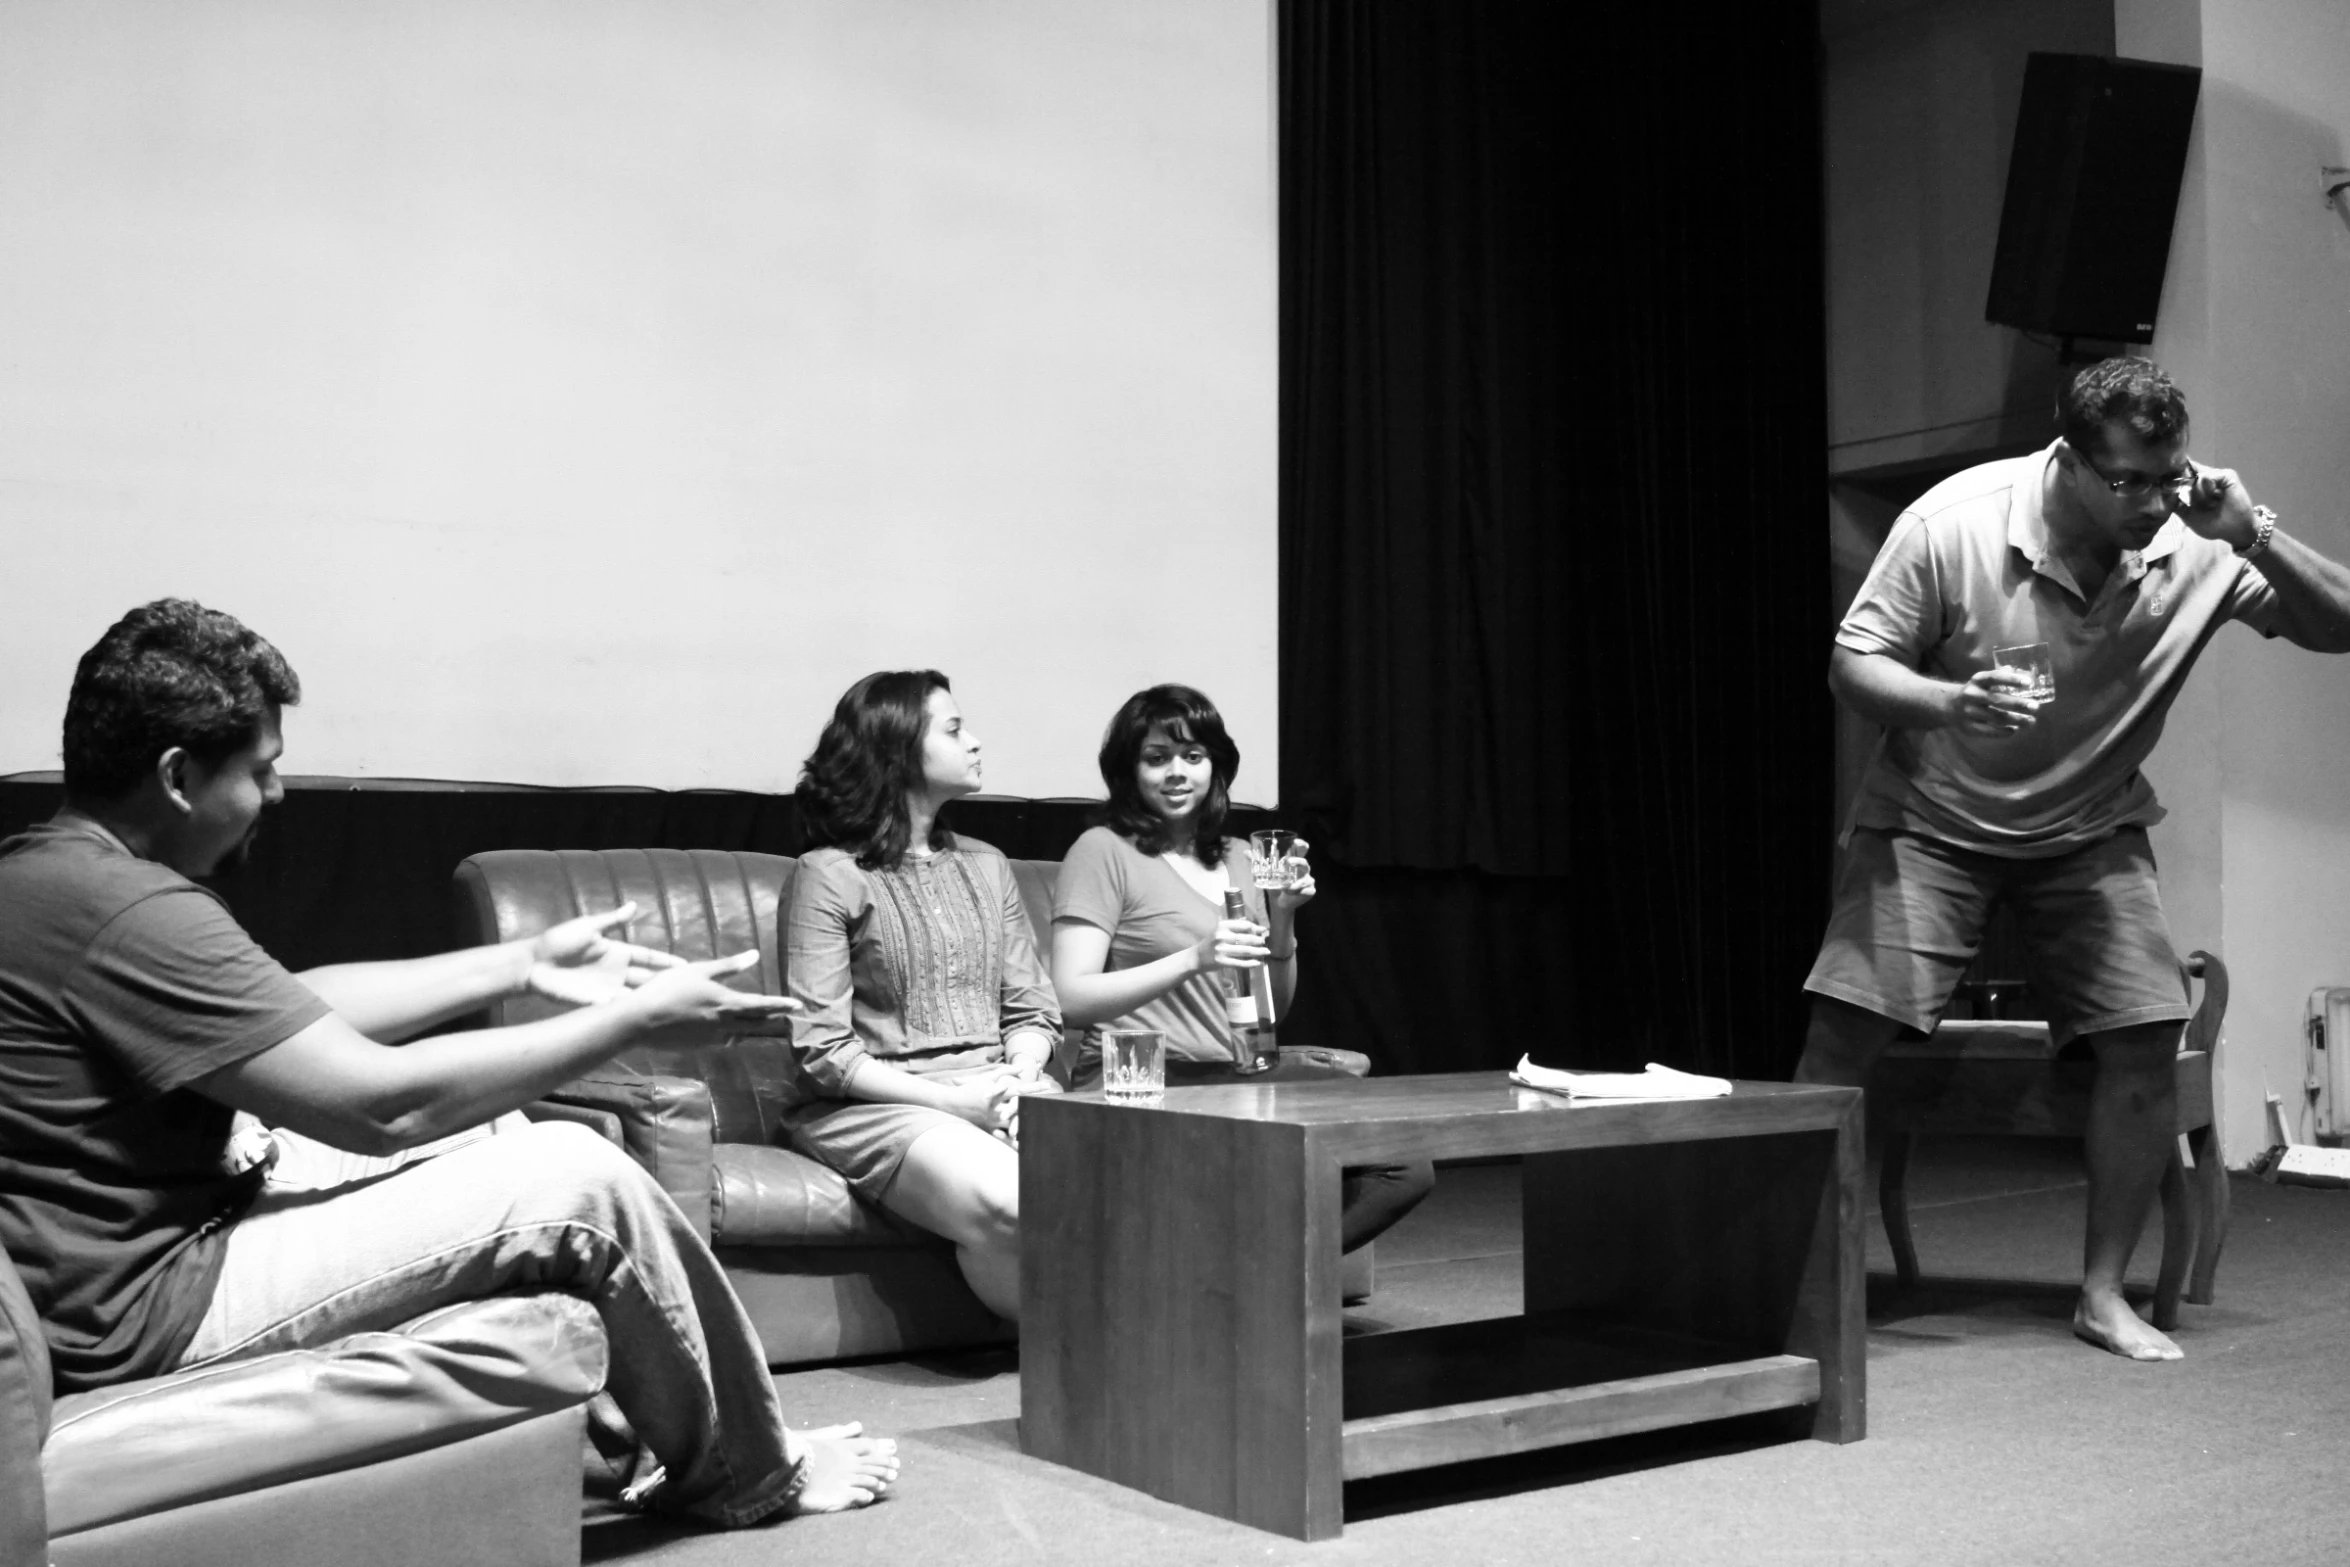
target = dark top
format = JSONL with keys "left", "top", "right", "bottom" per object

{"left": 0, "top": 820, "right": 329, "bottom": 1389}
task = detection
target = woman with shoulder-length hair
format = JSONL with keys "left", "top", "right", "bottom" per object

{"left": 1048, "top": 683, "right": 1432, "bottom": 1255}
{"left": 781, "top": 670, "right": 1060, "bottom": 1321}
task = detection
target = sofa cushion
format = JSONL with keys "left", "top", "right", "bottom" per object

{"left": 536, "top": 1070, "right": 717, "bottom": 1243}
{"left": 711, "top": 1142, "right": 926, "bottom": 1247}
{"left": 42, "top": 1292, "right": 605, "bottom": 1536}
{"left": 718, "top": 1246, "right": 1012, "bottom": 1366}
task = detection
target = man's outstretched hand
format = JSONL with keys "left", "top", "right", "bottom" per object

{"left": 626, "top": 950, "right": 801, "bottom": 1032}
{"left": 522, "top": 902, "right": 688, "bottom": 1007}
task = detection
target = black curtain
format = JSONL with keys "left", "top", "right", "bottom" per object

{"left": 1277, "top": 2, "right": 1833, "bottom": 1079}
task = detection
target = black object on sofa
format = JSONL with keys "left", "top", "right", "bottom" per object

{"left": 1, "top": 1240, "right": 604, "bottom": 1567}
{"left": 455, "top": 844, "right": 1374, "bottom": 1370}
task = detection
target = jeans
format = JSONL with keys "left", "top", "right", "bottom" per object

{"left": 179, "top": 1120, "right": 798, "bottom": 1527}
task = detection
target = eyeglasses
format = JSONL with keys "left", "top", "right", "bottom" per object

{"left": 2071, "top": 443, "right": 2195, "bottom": 501}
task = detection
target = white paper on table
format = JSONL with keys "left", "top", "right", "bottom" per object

{"left": 1509, "top": 1055, "right": 1733, "bottom": 1100}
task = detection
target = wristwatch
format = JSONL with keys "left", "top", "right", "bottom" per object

{"left": 2240, "top": 505, "right": 2277, "bottom": 560}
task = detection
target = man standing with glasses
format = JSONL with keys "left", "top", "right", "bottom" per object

{"left": 1795, "top": 356, "right": 2350, "bottom": 1360}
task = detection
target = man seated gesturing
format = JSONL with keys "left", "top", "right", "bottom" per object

{"left": 0, "top": 598, "right": 898, "bottom": 1525}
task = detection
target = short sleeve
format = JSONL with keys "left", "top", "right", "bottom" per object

{"left": 62, "top": 889, "right": 330, "bottom": 1096}
{"left": 2227, "top": 558, "right": 2286, "bottom": 639}
{"left": 1835, "top": 512, "right": 1943, "bottom": 665}
{"left": 1052, "top": 827, "right": 1130, "bottom": 935}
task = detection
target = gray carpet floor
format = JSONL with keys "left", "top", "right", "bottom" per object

{"left": 585, "top": 1139, "right": 2350, "bottom": 1566}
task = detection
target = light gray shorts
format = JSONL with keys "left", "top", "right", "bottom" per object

{"left": 1803, "top": 826, "right": 2192, "bottom": 1046}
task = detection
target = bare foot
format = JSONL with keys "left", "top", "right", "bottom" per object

{"left": 2072, "top": 1291, "right": 2182, "bottom": 1361}
{"left": 784, "top": 1423, "right": 900, "bottom": 1514}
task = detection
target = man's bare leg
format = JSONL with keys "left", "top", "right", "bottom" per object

{"left": 1793, "top": 993, "right": 1904, "bottom": 1087}
{"left": 2074, "top": 1021, "right": 2185, "bottom": 1362}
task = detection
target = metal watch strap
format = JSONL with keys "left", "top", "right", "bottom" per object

{"left": 2241, "top": 504, "right": 2278, "bottom": 559}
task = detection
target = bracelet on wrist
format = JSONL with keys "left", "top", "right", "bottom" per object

{"left": 2240, "top": 504, "right": 2277, "bottom": 560}
{"left": 1266, "top": 943, "right": 1298, "bottom": 961}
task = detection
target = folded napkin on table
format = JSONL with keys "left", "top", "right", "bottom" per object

{"left": 1510, "top": 1055, "right": 1733, "bottom": 1100}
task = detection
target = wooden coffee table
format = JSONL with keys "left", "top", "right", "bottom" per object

{"left": 1019, "top": 1071, "right": 1863, "bottom": 1540}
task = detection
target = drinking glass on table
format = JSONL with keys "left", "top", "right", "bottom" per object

{"left": 1249, "top": 829, "right": 1301, "bottom": 889}
{"left": 1101, "top": 1029, "right": 1166, "bottom": 1101}
{"left": 1992, "top": 642, "right": 2055, "bottom": 706}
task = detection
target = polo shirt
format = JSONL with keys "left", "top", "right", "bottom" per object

{"left": 1837, "top": 442, "right": 2280, "bottom": 858}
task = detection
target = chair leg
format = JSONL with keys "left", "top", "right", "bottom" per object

{"left": 2186, "top": 1123, "right": 2228, "bottom": 1305}
{"left": 2153, "top": 1144, "right": 2193, "bottom": 1331}
{"left": 1880, "top": 1128, "right": 1920, "bottom": 1288}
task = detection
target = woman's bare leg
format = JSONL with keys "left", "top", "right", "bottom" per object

{"left": 881, "top": 1121, "right": 1022, "bottom": 1320}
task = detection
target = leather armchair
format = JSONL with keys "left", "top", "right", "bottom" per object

{"left": 2, "top": 1242, "right": 604, "bottom": 1567}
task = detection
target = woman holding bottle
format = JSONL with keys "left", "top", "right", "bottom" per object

{"left": 780, "top": 670, "right": 1059, "bottom": 1321}
{"left": 1049, "top": 683, "right": 1433, "bottom": 1253}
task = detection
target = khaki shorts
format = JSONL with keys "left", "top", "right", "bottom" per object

{"left": 1803, "top": 826, "right": 2192, "bottom": 1046}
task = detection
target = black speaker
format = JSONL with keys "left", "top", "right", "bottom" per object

{"left": 1985, "top": 52, "right": 2202, "bottom": 344}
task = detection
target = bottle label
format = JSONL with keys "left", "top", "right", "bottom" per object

{"left": 1224, "top": 994, "right": 1258, "bottom": 1027}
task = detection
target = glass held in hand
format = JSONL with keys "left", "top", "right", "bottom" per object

{"left": 1991, "top": 642, "right": 2055, "bottom": 706}
{"left": 1249, "top": 829, "right": 1300, "bottom": 889}
{"left": 1101, "top": 1029, "right": 1166, "bottom": 1101}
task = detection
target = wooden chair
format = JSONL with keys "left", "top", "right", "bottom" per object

{"left": 1866, "top": 951, "right": 2229, "bottom": 1329}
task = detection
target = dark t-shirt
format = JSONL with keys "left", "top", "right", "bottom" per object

{"left": 0, "top": 820, "right": 329, "bottom": 1389}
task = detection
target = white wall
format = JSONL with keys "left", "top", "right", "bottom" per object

{"left": 2120, "top": 0, "right": 2350, "bottom": 1158}
{"left": 0, "top": 0, "right": 1277, "bottom": 798}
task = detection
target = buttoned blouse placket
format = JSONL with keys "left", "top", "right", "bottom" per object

{"left": 871, "top": 853, "right": 999, "bottom": 1048}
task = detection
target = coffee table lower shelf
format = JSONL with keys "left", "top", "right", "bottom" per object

{"left": 1339, "top": 1311, "right": 1820, "bottom": 1479}
{"left": 1343, "top": 1357, "right": 1820, "bottom": 1479}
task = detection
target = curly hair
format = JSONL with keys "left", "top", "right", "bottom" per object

{"left": 1093, "top": 684, "right": 1241, "bottom": 868}
{"left": 797, "top": 670, "right": 953, "bottom": 870}
{"left": 2060, "top": 356, "right": 2188, "bottom": 461}
{"left": 62, "top": 599, "right": 301, "bottom": 802}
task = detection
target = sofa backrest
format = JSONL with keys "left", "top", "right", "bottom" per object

{"left": 454, "top": 848, "right": 800, "bottom": 1020}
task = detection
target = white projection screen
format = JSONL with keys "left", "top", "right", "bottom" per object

{"left": 0, "top": 0, "right": 1277, "bottom": 800}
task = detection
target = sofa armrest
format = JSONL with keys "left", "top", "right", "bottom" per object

{"left": 536, "top": 1073, "right": 717, "bottom": 1243}
{"left": 41, "top": 1292, "right": 606, "bottom": 1540}
{"left": 0, "top": 1250, "right": 50, "bottom": 1567}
